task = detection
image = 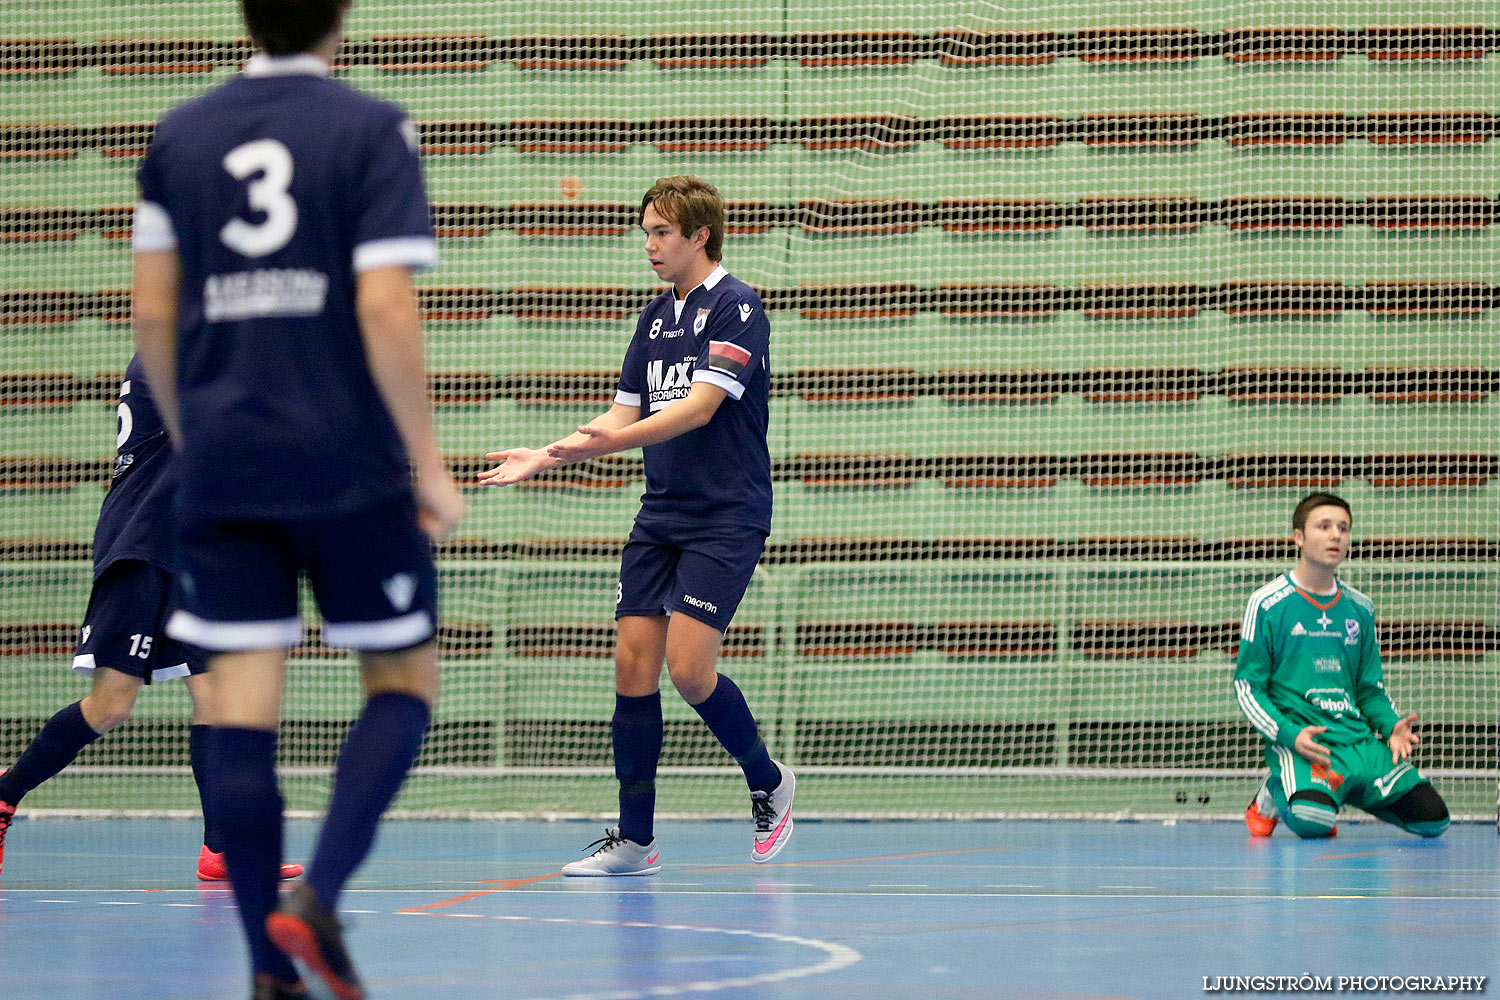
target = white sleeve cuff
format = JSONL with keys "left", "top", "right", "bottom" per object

{"left": 132, "top": 201, "right": 177, "bottom": 251}
{"left": 353, "top": 236, "right": 439, "bottom": 273}
{"left": 692, "top": 369, "right": 745, "bottom": 399}
{"left": 615, "top": 390, "right": 642, "bottom": 407}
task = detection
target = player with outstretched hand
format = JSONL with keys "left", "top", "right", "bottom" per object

{"left": 1234, "top": 492, "right": 1448, "bottom": 839}
{"left": 132, "top": 2, "right": 463, "bottom": 998}
{"left": 480, "top": 175, "right": 795, "bottom": 876}
{"left": 0, "top": 357, "right": 302, "bottom": 885}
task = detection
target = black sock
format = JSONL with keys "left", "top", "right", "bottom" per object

{"left": 189, "top": 724, "right": 221, "bottom": 853}
{"left": 306, "top": 692, "right": 430, "bottom": 910}
{"left": 208, "top": 726, "right": 297, "bottom": 983}
{"left": 613, "top": 692, "right": 663, "bottom": 845}
{"left": 0, "top": 701, "right": 101, "bottom": 806}
{"left": 690, "top": 675, "right": 779, "bottom": 792}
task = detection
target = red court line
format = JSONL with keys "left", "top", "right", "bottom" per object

{"left": 1316, "top": 851, "right": 1386, "bottom": 860}
{"left": 685, "top": 844, "right": 1024, "bottom": 874}
{"left": 398, "top": 873, "right": 563, "bottom": 912}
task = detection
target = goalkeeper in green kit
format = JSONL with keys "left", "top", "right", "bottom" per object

{"left": 1234, "top": 493, "right": 1448, "bottom": 839}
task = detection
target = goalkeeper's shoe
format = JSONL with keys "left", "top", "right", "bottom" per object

{"left": 266, "top": 884, "right": 364, "bottom": 1000}
{"left": 751, "top": 761, "right": 796, "bottom": 863}
{"left": 0, "top": 797, "right": 15, "bottom": 874}
{"left": 1245, "top": 777, "right": 1278, "bottom": 837}
{"left": 197, "top": 844, "right": 304, "bottom": 882}
{"left": 562, "top": 827, "right": 661, "bottom": 876}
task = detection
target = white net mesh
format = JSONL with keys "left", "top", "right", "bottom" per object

{"left": 2, "top": 2, "right": 1496, "bottom": 819}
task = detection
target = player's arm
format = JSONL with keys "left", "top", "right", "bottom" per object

{"left": 355, "top": 265, "right": 464, "bottom": 538}
{"left": 478, "top": 402, "right": 641, "bottom": 486}
{"left": 132, "top": 249, "right": 183, "bottom": 444}
{"left": 1350, "top": 613, "right": 1411, "bottom": 760}
{"left": 545, "top": 383, "right": 727, "bottom": 464}
{"left": 1232, "top": 594, "right": 1322, "bottom": 760}
{"left": 541, "top": 296, "right": 767, "bottom": 465}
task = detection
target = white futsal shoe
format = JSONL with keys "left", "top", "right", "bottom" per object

{"left": 750, "top": 761, "right": 796, "bottom": 863}
{"left": 562, "top": 827, "right": 662, "bottom": 876}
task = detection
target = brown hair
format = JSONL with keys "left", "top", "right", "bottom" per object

{"left": 242, "top": 0, "right": 351, "bottom": 56}
{"left": 640, "top": 175, "right": 724, "bottom": 261}
{"left": 1293, "top": 492, "right": 1351, "bottom": 532}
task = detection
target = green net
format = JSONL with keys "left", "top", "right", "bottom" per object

{"left": 3, "top": 2, "right": 1497, "bottom": 819}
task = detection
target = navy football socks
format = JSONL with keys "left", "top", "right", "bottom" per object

{"left": 0, "top": 701, "right": 101, "bottom": 805}
{"left": 613, "top": 692, "right": 664, "bottom": 845}
{"left": 208, "top": 726, "right": 298, "bottom": 983}
{"left": 690, "top": 675, "right": 779, "bottom": 792}
{"left": 189, "top": 723, "right": 222, "bottom": 853}
{"left": 306, "top": 692, "right": 430, "bottom": 910}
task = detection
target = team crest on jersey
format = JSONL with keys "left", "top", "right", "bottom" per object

{"left": 1344, "top": 619, "right": 1360, "bottom": 644}
{"left": 693, "top": 308, "right": 711, "bottom": 334}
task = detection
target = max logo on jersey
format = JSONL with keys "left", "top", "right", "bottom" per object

{"left": 646, "top": 359, "right": 695, "bottom": 410}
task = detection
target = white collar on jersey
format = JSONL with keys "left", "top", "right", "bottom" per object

{"left": 244, "top": 53, "right": 331, "bottom": 78}
{"left": 677, "top": 264, "right": 728, "bottom": 299}
{"left": 672, "top": 265, "right": 730, "bottom": 320}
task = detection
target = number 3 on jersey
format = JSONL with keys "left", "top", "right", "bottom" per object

{"left": 220, "top": 138, "right": 297, "bottom": 257}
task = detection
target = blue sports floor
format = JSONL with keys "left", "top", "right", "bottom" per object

{"left": 0, "top": 818, "right": 1495, "bottom": 1000}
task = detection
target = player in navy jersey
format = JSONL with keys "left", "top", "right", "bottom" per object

{"left": 131, "top": 2, "right": 463, "bottom": 999}
{"left": 0, "top": 358, "right": 301, "bottom": 885}
{"left": 480, "top": 175, "right": 794, "bottom": 875}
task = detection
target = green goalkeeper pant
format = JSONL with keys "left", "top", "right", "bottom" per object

{"left": 1264, "top": 738, "right": 1447, "bottom": 838}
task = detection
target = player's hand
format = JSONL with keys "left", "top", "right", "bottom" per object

{"left": 546, "top": 424, "right": 621, "bottom": 463}
{"left": 1387, "top": 713, "right": 1420, "bottom": 763}
{"left": 1293, "top": 726, "right": 1332, "bottom": 768}
{"left": 478, "top": 447, "right": 551, "bottom": 486}
{"left": 415, "top": 469, "right": 465, "bottom": 540}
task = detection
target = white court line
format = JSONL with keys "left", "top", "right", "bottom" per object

{"left": 402, "top": 909, "right": 862, "bottom": 1000}
{"left": 4, "top": 888, "right": 1497, "bottom": 901}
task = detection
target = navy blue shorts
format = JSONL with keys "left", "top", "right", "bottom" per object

{"left": 168, "top": 492, "right": 438, "bottom": 652}
{"left": 616, "top": 519, "right": 767, "bottom": 633}
{"left": 73, "top": 559, "right": 207, "bottom": 684}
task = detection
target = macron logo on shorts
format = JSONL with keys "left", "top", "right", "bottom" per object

{"left": 383, "top": 573, "right": 417, "bottom": 612}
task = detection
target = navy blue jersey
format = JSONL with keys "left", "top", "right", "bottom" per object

{"left": 93, "top": 356, "right": 176, "bottom": 577}
{"left": 615, "top": 267, "right": 772, "bottom": 531}
{"left": 133, "top": 54, "right": 437, "bottom": 519}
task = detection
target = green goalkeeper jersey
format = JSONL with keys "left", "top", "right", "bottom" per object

{"left": 1233, "top": 572, "right": 1402, "bottom": 750}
